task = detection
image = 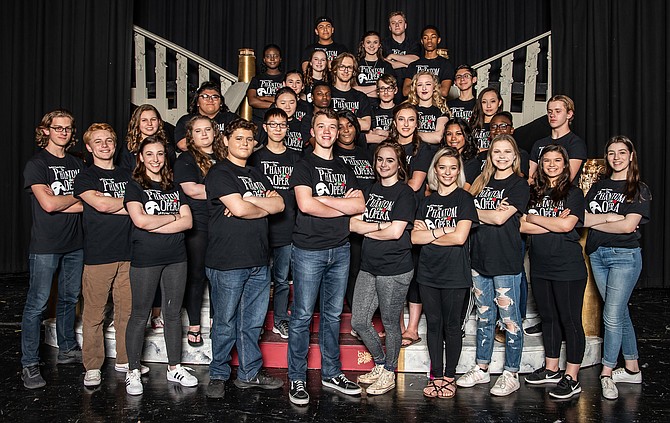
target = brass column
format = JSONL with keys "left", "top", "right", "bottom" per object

{"left": 238, "top": 48, "right": 255, "bottom": 121}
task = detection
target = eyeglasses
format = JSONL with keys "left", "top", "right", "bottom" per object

{"left": 337, "top": 65, "right": 354, "bottom": 72}
{"left": 265, "top": 122, "right": 288, "bottom": 129}
{"left": 50, "top": 126, "right": 73, "bottom": 133}
{"left": 455, "top": 73, "right": 472, "bottom": 80}
{"left": 378, "top": 86, "right": 396, "bottom": 92}
{"left": 199, "top": 94, "right": 221, "bottom": 101}
{"left": 490, "top": 123, "right": 512, "bottom": 130}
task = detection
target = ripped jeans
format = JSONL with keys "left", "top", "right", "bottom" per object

{"left": 472, "top": 271, "right": 523, "bottom": 373}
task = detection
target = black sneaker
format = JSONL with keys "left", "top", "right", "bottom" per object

{"left": 322, "top": 374, "right": 362, "bottom": 395}
{"left": 272, "top": 320, "right": 289, "bottom": 339}
{"left": 206, "top": 379, "right": 226, "bottom": 399}
{"left": 289, "top": 380, "right": 309, "bottom": 405}
{"left": 549, "top": 375, "right": 581, "bottom": 399}
{"left": 524, "top": 323, "right": 542, "bottom": 337}
{"left": 57, "top": 345, "right": 83, "bottom": 364}
{"left": 525, "top": 366, "right": 563, "bottom": 385}
{"left": 234, "top": 371, "right": 283, "bottom": 390}
{"left": 22, "top": 365, "right": 46, "bottom": 389}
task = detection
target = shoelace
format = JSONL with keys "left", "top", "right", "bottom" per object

{"left": 293, "top": 380, "right": 306, "bottom": 390}
{"left": 27, "top": 366, "right": 40, "bottom": 377}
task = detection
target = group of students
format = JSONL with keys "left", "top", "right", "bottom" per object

{"left": 21, "top": 10, "right": 649, "bottom": 408}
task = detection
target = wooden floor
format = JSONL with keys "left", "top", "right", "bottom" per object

{"left": 1, "top": 274, "right": 667, "bottom": 422}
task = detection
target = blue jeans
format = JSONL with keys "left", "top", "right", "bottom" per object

{"left": 206, "top": 265, "right": 270, "bottom": 382}
{"left": 272, "top": 244, "right": 292, "bottom": 324}
{"left": 519, "top": 238, "right": 529, "bottom": 319}
{"left": 589, "top": 246, "right": 642, "bottom": 368}
{"left": 21, "top": 250, "right": 84, "bottom": 367}
{"left": 288, "top": 244, "right": 350, "bottom": 381}
{"left": 473, "top": 272, "right": 523, "bottom": 373}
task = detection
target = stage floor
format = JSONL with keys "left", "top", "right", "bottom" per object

{"left": 1, "top": 274, "right": 667, "bottom": 422}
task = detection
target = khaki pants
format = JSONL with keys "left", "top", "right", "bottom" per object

{"left": 82, "top": 262, "right": 131, "bottom": 371}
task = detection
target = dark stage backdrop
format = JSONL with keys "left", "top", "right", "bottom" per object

{"left": 2, "top": 1, "right": 133, "bottom": 272}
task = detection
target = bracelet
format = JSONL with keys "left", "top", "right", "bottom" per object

{"left": 431, "top": 229, "right": 438, "bottom": 239}
{"left": 377, "top": 222, "right": 381, "bottom": 231}
{"left": 442, "top": 226, "right": 447, "bottom": 235}
{"left": 173, "top": 214, "right": 177, "bottom": 221}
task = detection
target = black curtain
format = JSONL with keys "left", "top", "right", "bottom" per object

{"left": 551, "top": 0, "right": 669, "bottom": 288}
{"left": 1, "top": 0, "right": 133, "bottom": 273}
{"left": 133, "top": 0, "right": 550, "bottom": 75}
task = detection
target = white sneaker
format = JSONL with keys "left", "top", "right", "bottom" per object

{"left": 490, "top": 370, "right": 520, "bottom": 396}
{"left": 366, "top": 368, "right": 395, "bottom": 395}
{"left": 84, "top": 369, "right": 101, "bottom": 387}
{"left": 167, "top": 364, "right": 198, "bottom": 387}
{"left": 611, "top": 368, "right": 642, "bottom": 384}
{"left": 115, "top": 362, "right": 150, "bottom": 375}
{"left": 125, "top": 369, "right": 143, "bottom": 395}
{"left": 358, "top": 364, "right": 384, "bottom": 384}
{"left": 601, "top": 375, "right": 619, "bottom": 400}
{"left": 456, "top": 365, "right": 490, "bottom": 387}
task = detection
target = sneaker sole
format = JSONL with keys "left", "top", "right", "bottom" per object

{"left": 490, "top": 386, "right": 520, "bottom": 396}
{"left": 271, "top": 327, "right": 289, "bottom": 339}
{"left": 126, "top": 388, "right": 143, "bottom": 396}
{"left": 289, "top": 393, "right": 310, "bottom": 406}
{"left": 366, "top": 382, "right": 395, "bottom": 395}
{"left": 234, "top": 379, "right": 283, "bottom": 390}
{"left": 57, "top": 357, "right": 82, "bottom": 365}
{"left": 524, "top": 377, "right": 561, "bottom": 385}
{"left": 23, "top": 378, "right": 46, "bottom": 389}
{"left": 167, "top": 378, "right": 198, "bottom": 388}
{"left": 549, "top": 386, "right": 582, "bottom": 399}
{"left": 115, "top": 364, "right": 150, "bottom": 374}
{"left": 611, "top": 376, "right": 642, "bottom": 384}
{"left": 456, "top": 376, "right": 490, "bottom": 388}
{"left": 84, "top": 378, "right": 102, "bottom": 387}
{"left": 321, "top": 380, "right": 362, "bottom": 395}
{"left": 357, "top": 376, "right": 380, "bottom": 385}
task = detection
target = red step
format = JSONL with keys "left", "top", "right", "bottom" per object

{"left": 263, "top": 310, "right": 385, "bottom": 334}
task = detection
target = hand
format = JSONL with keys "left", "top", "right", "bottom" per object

{"left": 344, "top": 189, "right": 362, "bottom": 198}
{"left": 558, "top": 208, "right": 571, "bottom": 218}
{"left": 496, "top": 197, "right": 510, "bottom": 212}
{"left": 265, "top": 190, "right": 280, "bottom": 198}
{"left": 604, "top": 213, "right": 625, "bottom": 223}
{"left": 223, "top": 208, "right": 233, "bottom": 218}
{"left": 414, "top": 220, "right": 428, "bottom": 231}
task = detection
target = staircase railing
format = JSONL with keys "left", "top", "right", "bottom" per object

{"left": 472, "top": 31, "right": 552, "bottom": 126}
{"left": 131, "top": 25, "right": 249, "bottom": 126}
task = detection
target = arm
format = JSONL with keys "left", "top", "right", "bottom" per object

{"left": 350, "top": 216, "right": 392, "bottom": 236}
{"left": 31, "top": 184, "right": 81, "bottom": 213}
{"left": 220, "top": 193, "right": 273, "bottom": 219}
{"left": 150, "top": 204, "right": 193, "bottom": 233}
{"left": 176, "top": 137, "right": 187, "bottom": 152}
{"left": 126, "top": 201, "right": 181, "bottom": 230}
{"left": 352, "top": 85, "right": 378, "bottom": 98}
{"left": 294, "top": 185, "right": 345, "bottom": 218}
{"left": 366, "top": 129, "right": 390, "bottom": 144}
{"left": 402, "top": 78, "right": 412, "bottom": 97}
{"left": 366, "top": 220, "right": 409, "bottom": 241}
{"left": 525, "top": 211, "right": 579, "bottom": 233}
{"left": 315, "top": 189, "right": 365, "bottom": 215}
{"left": 407, "top": 171, "right": 427, "bottom": 193}
{"left": 243, "top": 190, "right": 285, "bottom": 215}
{"left": 246, "top": 87, "right": 275, "bottom": 109}
{"left": 418, "top": 116, "right": 448, "bottom": 144}
{"left": 180, "top": 182, "right": 207, "bottom": 200}
{"left": 528, "top": 161, "right": 538, "bottom": 185}
{"left": 78, "top": 190, "right": 125, "bottom": 214}
{"left": 477, "top": 204, "right": 519, "bottom": 226}
{"left": 439, "top": 80, "right": 453, "bottom": 99}
{"left": 357, "top": 116, "right": 371, "bottom": 132}
{"left": 520, "top": 215, "right": 550, "bottom": 234}
{"left": 568, "top": 159, "right": 584, "bottom": 182}
{"left": 385, "top": 54, "right": 419, "bottom": 68}
{"left": 585, "top": 212, "right": 641, "bottom": 234}
{"left": 301, "top": 61, "right": 309, "bottom": 73}
{"left": 411, "top": 219, "right": 471, "bottom": 246}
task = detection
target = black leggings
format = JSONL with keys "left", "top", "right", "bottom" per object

{"left": 345, "top": 233, "right": 363, "bottom": 308}
{"left": 183, "top": 229, "right": 209, "bottom": 326}
{"left": 420, "top": 285, "right": 469, "bottom": 378}
{"left": 531, "top": 277, "right": 586, "bottom": 364}
{"left": 406, "top": 246, "right": 421, "bottom": 304}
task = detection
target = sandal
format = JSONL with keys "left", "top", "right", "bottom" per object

{"left": 437, "top": 379, "right": 456, "bottom": 399}
{"left": 401, "top": 336, "right": 421, "bottom": 348}
{"left": 187, "top": 330, "right": 203, "bottom": 347}
{"left": 423, "top": 380, "right": 446, "bottom": 398}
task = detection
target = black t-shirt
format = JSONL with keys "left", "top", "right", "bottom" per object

{"left": 330, "top": 86, "right": 372, "bottom": 119}
{"left": 530, "top": 132, "right": 587, "bottom": 183}
{"left": 360, "top": 181, "right": 416, "bottom": 276}
{"left": 466, "top": 150, "right": 531, "bottom": 184}
{"left": 257, "top": 117, "right": 309, "bottom": 154}
{"left": 174, "top": 111, "right": 240, "bottom": 144}
{"left": 123, "top": 180, "right": 187, "bottom": 267}
{"left": 334, "top": 145, "right": 375, "bottom": 190}
{"left": 382, "top": 36, "right": 421, "bottom": 57}
{"left": 405, "top": 56, "right": 455, "bottom": 85}
{"left": 173, "top": 151, "right": 216, "bottom": 232}
{"left": 290, "top": 153, "right": 360, "bottom": 250}
{"left": 527, "top": 186, "right": 587, "bottom": 280}
{"left": 471, "top": 173, "right": 529, "bottom": 276}
{"left": 357, "top": 59, "right": 395, "bottom": 87}
{"left": 23, "top": 149, "right": 84, "bottom": 254}
{"left": 370, "top": 106, "right": 394, "bottom": 131}
{"left": 74, "top": 165, "right": 132, "bottom": 265}
{"left": 417, "top": 105, "right": 446, "bottom": 133}
{"left": 472, "top": 122, "right": 491, "bottom": 150}
{"left": 301, "top": 42, "right": 350, "bottom": 64}
{"left": 205, "top": 159, "right": 274, "bottom": 270}
{"left": 295, "top": 100, "right": 312, "bottom": 122}
{"left": 249, "top": 147, "right": 300, "bottom": 248}
{"left": 402, "top": 141, "right": 433, "bottom": 178}
{"left": 249, "top": 73, "right": 285, "bottom": 122}
{"left": 585, "top": 178, "right": 651, "bottom": 255}
{"left": 416, "top": 188, "right": 479, "bottom": 288}
{"left": 447, "top": 98, "right": 476, "bottom": 121}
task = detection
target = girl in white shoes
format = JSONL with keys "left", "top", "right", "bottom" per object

{"left": 584, "top": 136, "right": 650, "bottom": 400}
{"left": 123, "top": 136, "right": 198, "bottom": 395}
{"left": 457, "top": 135, "right": 529, "bottom": 396}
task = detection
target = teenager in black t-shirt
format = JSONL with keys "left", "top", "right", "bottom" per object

{"left": 403, "top": 25, "right": 454, "bottom": 98}
{"left": 120, "top": 104, "right": 175, "bottom": 171}
{"left": 350, "top": 141, "right": 416, "bottom": 396}
{"left": 383, "top": 11, "right": 421, "bottom": 70}
{"left": 447, "top": 65, "right": 477, "bottom": 121}
{"left": 261, "top": 87, "right": 310, "bottom": 153}
{"left": 469, "top": 87, "right": 503, "bottom": 151}
{"left": 354, "top": 31, "right": 395, "bottom": 100}
{"left": 330, "top": 53, "right": 372, "bottom": 131}
{"left": 287, "top": 109, "right": 365, "bottom": 405}
{"left": 249, "top": 108, "right": 301, "bottom": 340}
{"left": 529, "top": 95, "right": 587, "bottom": 185}
{"left": 366, "top": 74, "right": 398, "bottom": 149}
{"left": 21, "top": 110, "right": 84, "bottom": 389}
{"left": 407, "top": 71, "right": 450, "bottom": 145}
{"left": 584, "top": 136, "right": 651, "bottom": 400}
{"left": 247, "top": 44, "right": 285, "bottom": 126}
{"left": 521, "top": 145, "right": 587, "bottom": 399}
{"left": 75, "top": 123, "right": 135, "bottom": 387}
{"left": 412, "top": 147, "right": 478, "bottom": 399}
{"left": 301, "top": 16, "right": 349, "bottom": 72}
{"left": 303, "top": 50, "right": 331, "bottom": 104}
{"left": 174, "top": 116, "right": 226, "bottom": 348}
{"left": 204, "top": 119, "right": 285, "bottom": 398}
{"left": 123, "top": 136, "right": 197, "bottom": 395}
{"left": 444, "top": 118, "right": 479, "bottom": 190}
{"left": 457, "top": 135, "right": 529, "bottom": 397}
{"left": 283, "top": 70, "right": 312, "bottom": 122}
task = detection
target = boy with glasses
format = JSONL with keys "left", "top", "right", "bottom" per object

{"left": 448, "top": 65, "right": 478, "bottom": 120}
{"left": 329, "top": 53, "right": 372, "bottom": 133}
